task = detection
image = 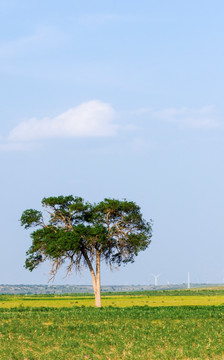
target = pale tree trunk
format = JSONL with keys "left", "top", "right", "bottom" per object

{"left": 82, "top": 248, "right": 102, "bottom": 307}
{"left": 95, "top": 250, "right": 101, "bottom": 307}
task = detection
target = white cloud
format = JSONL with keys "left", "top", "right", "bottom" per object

{"left": 0, "top": 141, "right": 34, "bottom": 152}
{"left": 152, "top": 106, "right": 220, "bottom": 129}
{"left": 135, "top": 105, "right": 220, "bottom": 129}
{"left": 0, "top": 27, "right": 64, "bottom": 59}
{"left": 1, "top": 102, "right": 221, "bottom": 152}
{"left": 8, "top": 100, "right": 117, "bottom": 142}
{"left": 79, "top": 13, "right": 122, "bottom": 26}
{"left": 131, "top": 137, "right": 155, "bottom": 152}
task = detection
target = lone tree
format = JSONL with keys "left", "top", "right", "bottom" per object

{"left": 21, "top": 195, "right": 152, "bottom": 307}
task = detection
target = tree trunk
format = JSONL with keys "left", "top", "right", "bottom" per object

{"left": 82, "top": 248, "right": 101, "bottom": 307}
{"left": 95, "top": 250, "right": 101, "bottom": 307}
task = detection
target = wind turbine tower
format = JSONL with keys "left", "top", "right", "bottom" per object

{"left": 187, "top": 272, "right": 190, "bottom": 289}
{"left": 152, "top": 274, "right": 161, "bottom": 286}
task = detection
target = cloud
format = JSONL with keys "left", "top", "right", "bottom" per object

{"left": 79, "top": 13, "right": 122, "bottom": 26}
{"left": 0, "top": 141, "right": 34, "bottom": 152}
{"left": 8, "top": 100, "right": 117, "bottom": 142}
{"left": 152, "top": 106, "right": 220, "bottom": 129}
{"left": 0, "top": 27, "right": 64, "bottom": 60}
{"left": 1, "top": 102, "right": 221, "bottom": 152}
{"left": 131, "top": 137, "right": 155, "bottom": 152}
{"left": 155, "top": 106, "right": 220, "bottom": 128}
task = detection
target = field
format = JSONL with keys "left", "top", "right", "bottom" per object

{"left": 0, "top": 289, "right": 224, "bottom": 359}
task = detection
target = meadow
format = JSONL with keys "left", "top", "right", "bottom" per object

{"left": 0, "top": 289, "right": 224, "bottom": 359}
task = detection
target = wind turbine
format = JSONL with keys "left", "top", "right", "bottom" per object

{"left": 152, "top": 274, "right": 161, "bottom": 286}
{"left": 187, "top": 272, "right": 190, "bottom": 289}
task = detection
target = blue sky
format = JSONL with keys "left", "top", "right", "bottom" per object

{"left": 1, "top": 0, "right": 224, "bottom": 286}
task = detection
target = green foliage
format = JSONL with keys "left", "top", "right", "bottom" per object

{"left": 20, "top": 195, "right": 152, "bottom": 274}
{"left": 20, "top": 209, "right": 43, "bottom": 229}
{"left": 92, "top": 198, "right": 152, "bottom": 265}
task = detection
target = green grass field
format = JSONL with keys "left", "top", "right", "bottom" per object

{"left": 0, "top": 289, "right": 224, "bottom": 359}
{"left": 1, "top": 288, "right": 224, "bottom": 308}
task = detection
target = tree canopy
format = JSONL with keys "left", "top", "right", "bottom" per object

{"left": 21, "top": 195, "right": 152, "bottom": 307}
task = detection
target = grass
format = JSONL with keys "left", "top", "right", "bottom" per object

{"left": 0, "top": 289, "right": 224, "bottom": 359}
{"left": 1, "top": 289, "right": 224, "bottom": 308}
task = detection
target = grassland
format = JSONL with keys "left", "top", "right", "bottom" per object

{"left": 1, "top": 288, "right": 224, "bottom": 308}
{"left": 0, "top": 289, "right": 224, "bottom": 359}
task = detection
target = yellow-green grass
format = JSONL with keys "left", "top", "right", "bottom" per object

{"left": 1, "top": 293, "right": 224, "bottom": 308}
{"left": 1, "top": 291, "right": 224, "bottom": 359}
{"left": 1, "top": 306, "right": 224, "bottom": 359}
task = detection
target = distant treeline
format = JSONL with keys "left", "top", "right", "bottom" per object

{"left": 0, "top": 283, "right": 219, "bottom": 295}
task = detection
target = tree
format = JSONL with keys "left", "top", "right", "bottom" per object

{"left": 20, "top": 195, "right": 152, "bottom": 307}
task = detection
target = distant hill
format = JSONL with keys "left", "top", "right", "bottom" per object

{"left": 0, "top": 283, "right": 222, "bottom": 295}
